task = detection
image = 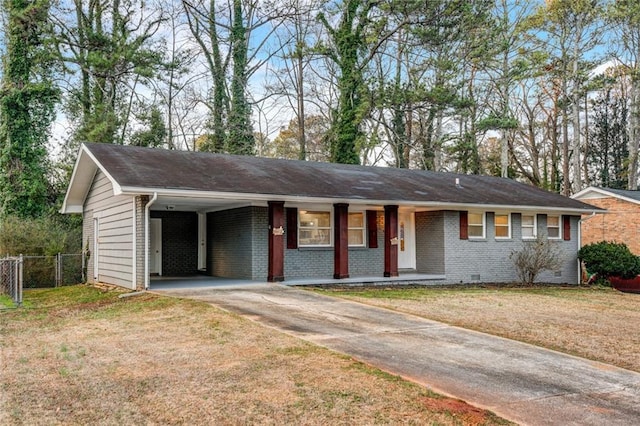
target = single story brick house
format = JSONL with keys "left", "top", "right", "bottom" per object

{"left": 62, "top": 143, "right": 600, "bottom": 290}
{"left": 572, "top": 186, "right": 640, "bottom": 255}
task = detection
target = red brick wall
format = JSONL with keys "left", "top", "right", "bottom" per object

{"left": 580, "top": 197, "right": 640, "bottom": 255}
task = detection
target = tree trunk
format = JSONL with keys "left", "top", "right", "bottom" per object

{"left": 629, "top": 80, "right": 640, "bottom": 189}
{"left": 571, "top": 48, "right": 582, "bottom": 192}
{"left": 296, "top": 40, "right": 306, "bottom": 161}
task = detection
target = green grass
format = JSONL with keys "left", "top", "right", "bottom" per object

{"left": 0, "top": 285, "right": 185, "bottom": 325}
{"left": 24, "top": 285, "right": 121, "bottom": 307}
{"left": 0, "top": 294, "right": 15, "bottom": 308}
{"left": 312, "top": 284, "right": 616, "bottom": 300}
{"left": 1, "top": 284, "right": 514, "bottom": 425}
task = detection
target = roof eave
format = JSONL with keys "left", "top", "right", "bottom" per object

{"left": 118, "top": 186, "right": 601, "bottom": 215}
{"left": 572, "top": 186, "right": 640, "bottom": 206}
{"left": 60, "top": 144, "right": 124, "bottom": 214}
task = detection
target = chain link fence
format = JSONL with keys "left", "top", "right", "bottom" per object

{"left": 1, "top": 253, "right": 84, "bottom": 304}
{"left": 1, "top": 256, "right": 23, "bottom": 305}
{"left": 22, "top": 254, "right": 84, "bottom": 288}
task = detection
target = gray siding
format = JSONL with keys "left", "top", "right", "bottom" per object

{"left": 251, "top": 207, "right": 269, "bottom": 280}
{"left": 82, "top": 170, "right": 135, "bottom": 288}
{"left": 207, "top": 206, "right": 267, "bottom": 280}
{"left": 348, "top": 211, "right": 384, "bottom": 276}
{"left": 285, "top": 248, "right": 334, "bottom": 279}
{"left": 415, "top": 211, "right": 445, "bottom": 274}
{"left": 439, "top": 211, "right": 579, "bottom": 284}
{"left": 284, "top": 209, "right": 384, "bottom": 279}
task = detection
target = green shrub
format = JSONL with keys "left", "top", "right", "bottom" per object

{"left": 0, "top": 215, "right": 82, "bottom": 288}
{"left": 0, "top": 215, "right": 81, "bottom": 256}
{"left": 578, "top": 241, "right": 640, "bottom": 281}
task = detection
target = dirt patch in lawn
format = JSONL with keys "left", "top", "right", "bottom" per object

{"left": 0, "top": 285, "right": 509, "bottom": 425}
{"left": 315, "top": 285, "right": 640, "bottom": 372}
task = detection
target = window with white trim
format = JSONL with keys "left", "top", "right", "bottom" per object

{"left": 468, "top": 212, "right": 485, "bottom": 239}
{"left": 299, "top": 211, "right": 331, "bottom": 246}
{"left": 494, "top": 213, "right": 511, "bottom": 239}
{"left": 547, "top": 215, "right": 561, "bottom": 239}
{"left": 348, "top": 212, "right": 365, "bottom": 246}
{"left": 521, "top": 214, "right": 537, "bottom": 239}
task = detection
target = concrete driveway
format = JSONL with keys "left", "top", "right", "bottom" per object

{"left": 154, "top": 284, "right": 640, "bottom": 425}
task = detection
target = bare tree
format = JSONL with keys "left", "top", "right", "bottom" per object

{"left": 609, "top": 1, "right": 640, "bottom": 189}
{"left": 525, "top": 0, "right": 603, "bottom": 195}
{"left": 510, "top": 235, "right": 565, "bottom": 285}
{"left": 182, "top": 0, "right": 293, "bottom": 153}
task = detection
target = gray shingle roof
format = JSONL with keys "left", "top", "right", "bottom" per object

{"left": 85, "top": 143, "right": 598, "bottom": 211}
{"left": 597, "top": 187, "right": 640, "bottom": 202}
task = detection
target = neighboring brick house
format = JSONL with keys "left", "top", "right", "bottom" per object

{"left": 62, "top": 143, "right": 600, "bottom": 290}
{"left": 572, "top": 187, "right": 640, "bottom": 255}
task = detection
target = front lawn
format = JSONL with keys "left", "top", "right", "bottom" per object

{"left": 314, "top": 285, "right": 640, "bottom": 372}
{"left": 0, "top": 285, "right": 509, "bottom": 425}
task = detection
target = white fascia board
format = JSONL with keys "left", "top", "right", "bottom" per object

{"left": 572, "top": 186, "right": 640, "bottom": 206}
{"left": 118, "top": 186, "right": 600, "bottom": 215}
{"left": 572, "top": 186, "right": 611, "bottom": 200}
{"left": 411, "top": 202, "right": 599, "bottom": 215}
{"left": 81, "top": 144, "right": 123, "bottom": 195}
{"left": 64, "top": 205, "right": 84, "bottom": 214}
{"left": 60, "top": 144, "right": 124, "bottom": 214}
{"left": 61, "top": 146, "right": 95, "bottom": 213}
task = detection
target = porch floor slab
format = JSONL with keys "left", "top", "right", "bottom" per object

{"left": 150, "top": 276, "right": 265, "bottom": 290}
{"left": 284, "top": 273, "right": 446, "bottom": 286}
{"left": 150, "top": 273, "right": 446, "bottom": 290}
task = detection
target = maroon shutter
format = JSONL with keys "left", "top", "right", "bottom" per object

{"left": 460, "top": 211, "right": 469, "bottom": 240}
{"left": 333, "top": 203, "right": 349, "bottom": 279}
{"left": 367, "top": 210, "right": 378, "bottom": 248}
{"left": 286, "top": 208, "right": 298, "bottom": 249}
{"left": 563, "top": 215, "right": 571, "bottom": 241}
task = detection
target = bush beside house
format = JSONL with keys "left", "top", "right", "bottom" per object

{"left": 578, "top": 241, "right": 640, "bottom": 286}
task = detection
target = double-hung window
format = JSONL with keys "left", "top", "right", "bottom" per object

{"left": 494, "top": 213, "right": 511, "bottom": 239}
{"left": 547, "top": 215, "right": 561, "bottom": 239}
{"left": 348, "top": 212, "right": 365, "bottom": 247}
{"left": 468, "top": 212, "right": 485, "bottom": 239}
{"left": 299, "top": 211, "right": 331, "bottom": 246}
{"left": 521, "top": 214, "right": 537, "bottom": 239}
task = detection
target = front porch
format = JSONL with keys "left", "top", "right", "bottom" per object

{"left": 149, "top": 272, "right": 446, "bottom": 291}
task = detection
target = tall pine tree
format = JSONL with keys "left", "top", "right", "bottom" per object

{"left": 588, "top": 84, "right": 629, "bottom": 189}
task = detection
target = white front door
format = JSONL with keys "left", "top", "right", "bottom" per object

{"left": 197, "top": 213, "right": 207, "bottom": 270}
{"left": 150, "top": 218, "right": 162, "bottom": 275}
{"left": 398, "top": 210, "right": 416, "bottom": 269}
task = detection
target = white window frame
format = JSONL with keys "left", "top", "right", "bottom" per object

{"left": 468, "top": 212, "right": 486, "bottom": 239}
{"left": 348, "top": 211, "right": 366, "bottom": 247}
{"left": 494, "top": 213, "right": 511, "bottom": 239}
{"left": 521, "top": 214, "right": 537, "bottom": 240}
{"left": 547, "top": 215, "right": 561, "bottom": 240}
{"left": 298, "top": 210, "right": 333, "bottom": 247}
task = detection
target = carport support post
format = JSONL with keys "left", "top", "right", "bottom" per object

{"left": 333, "top": 203, "right": 349, "bottom": 279}
{"left": 384, "top": 205, "right": 399, "bottom": 277}
{"left": 268, "top": 201, "right": 285, "bottom": 282}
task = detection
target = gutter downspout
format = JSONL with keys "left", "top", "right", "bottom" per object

{"left": 144, "top": 192, "right": 158, "bottom": 290}
{"left": 577, "top": 212, "right": 597, "bottom": 284}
